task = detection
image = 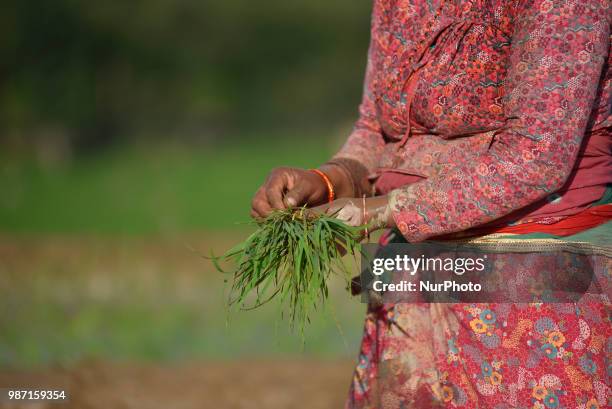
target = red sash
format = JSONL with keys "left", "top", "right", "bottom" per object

{"left": 492, "top": 203, "right": 612, "bottom": 237}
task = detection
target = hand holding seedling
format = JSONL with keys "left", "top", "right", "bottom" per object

{"left": 215, "top": 163, "right": 393, "bottom": 334}
{"left": 212, "top": 208, "right": 364, "bottom": 335}
{"left": 250, "top": 165, "right": 357, "bottom": 219}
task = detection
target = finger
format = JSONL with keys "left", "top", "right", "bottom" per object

{"left": 250, "top": 186, "right": 265, "bottom": 211}
{"left": 348, "top": 213, "right": 361, "bottom": 227}
{"left": 284, "top": 184, "right": 309, "bottom": 208}
{"left": 323, "top": 203, "right": 339, "bottom": 216}
{"left": 251, "top": 187, "right": 272, "bottom": 218}
{"left": 252, "top": 198, "right": 273, "bottom": 218}
{"left": 314, "top": 203, "right": 330, "bottom": 214}
{"left": 266, "top": 175, "right": 288, "bottom": 210}
{"left": 304, "top": 203, "right": 326, "bottom": 221}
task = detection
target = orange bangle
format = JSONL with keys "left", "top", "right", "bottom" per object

{"left": 310, "top": 169, "right": 335, "bottom": 203}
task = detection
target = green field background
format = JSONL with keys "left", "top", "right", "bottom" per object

{"left": 1, "top": 138, "right": 337, "bottom": 234}
{"left": 0, "top": 138, "right": 367, "bottom": 368}
{"left": 0, "top": 0, "right": 373, "bottom": 371}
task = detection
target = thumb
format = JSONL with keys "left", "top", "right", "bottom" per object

{"left": 284, "top": 185, "right": 308, "bottom": 208}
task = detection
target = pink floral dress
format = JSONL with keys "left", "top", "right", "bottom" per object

{"left": 333, "top": 0, "right": 612, "bottom": 407}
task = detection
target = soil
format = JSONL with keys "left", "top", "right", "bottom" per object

{"left": 0, "top": 359, "right": 355, "bottom": 409}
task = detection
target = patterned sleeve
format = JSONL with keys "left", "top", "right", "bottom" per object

{"left": 331, "top": 7, "right": 386, "bottom": 175}
{"left": 390, "top": 0, "right": 610, "bottom": 242}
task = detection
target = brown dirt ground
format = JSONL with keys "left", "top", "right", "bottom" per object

{"left": 0, "top": 359, "right": 355, "bottom": 409}
{"left": 0, "top": 235, "right": 361, "bottom": 409}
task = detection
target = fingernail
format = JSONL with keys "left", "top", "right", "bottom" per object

{"left": 286, "top": 198, "right": 296, "bottom": 207}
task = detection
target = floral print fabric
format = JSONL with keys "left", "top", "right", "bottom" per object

{"left": 333, "top": 0, "right": 611, "bottom": 243}
{"left": 336, "top": 2, "right": 611, "bottom": 406}
{"left": 345, "top": 231, "right": 611, "bottom": 408}
{"left": 348, "top": 300, "right": 611, "bottom": 408}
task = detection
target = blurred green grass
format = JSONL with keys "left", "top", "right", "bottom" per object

{"left": 0, "top": 136, "right": 368, "bottom": 368}
{"left": 0, "top": 236, "right": 365, "bottom": 367}
{"left": 0, "top": 136, "right": 339, "bottom": 234}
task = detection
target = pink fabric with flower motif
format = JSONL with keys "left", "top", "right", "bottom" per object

{"left": 335, "top": 0, "right": 612, "bottom": 407}
{"left": 333, "top": 0, "right": 611, "bottom": 242}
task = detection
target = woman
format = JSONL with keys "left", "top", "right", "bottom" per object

{"left": 252, "top": 0, "right": 611, "bottom": 407}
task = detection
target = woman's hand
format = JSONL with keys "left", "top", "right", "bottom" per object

{"left": 251, "top": 167, "right": 324, "bottom": 218}
{"left": 309, "top": 195, "right": 393, "bottom": 231}
{"left": 251, "top": 166, "right": 354, "bottom": 218}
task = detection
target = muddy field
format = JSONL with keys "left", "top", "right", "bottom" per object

{"left": 0, "top": 359, "right": 354, "bottom": 409}
{"left": 0, "top": 234, "right": 364, "bottom": 409}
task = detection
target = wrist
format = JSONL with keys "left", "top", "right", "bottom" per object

{"left": 309, "top": 168, "right": 335, "bottom": 203}
{"left": 318, "top": 163, "right": 354, "bottom": 198}
{"left": 364, "top": 195, "right": 393, "bottom": 231}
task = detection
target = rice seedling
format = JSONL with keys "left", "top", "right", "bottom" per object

{"left": 211, "top": 207, "right": 363, "bottom": 335}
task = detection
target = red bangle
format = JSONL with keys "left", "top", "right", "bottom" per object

{"left": 310, "top": 169, "right": 335, "bottom": 203}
